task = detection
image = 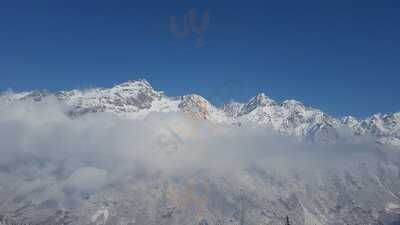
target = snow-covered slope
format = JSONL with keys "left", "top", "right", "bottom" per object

{"left": 54, "top": 80, "right": 180, "bottom": 118}
{"left": 3, "top": 79, "right": 398, "bottom": 146}
{"left": 343, "top": 113, "right": 400, "bottom": 146}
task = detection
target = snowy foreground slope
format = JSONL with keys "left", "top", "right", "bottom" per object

{"left": 0, "top": 79, "right": 399, "bottom": 225}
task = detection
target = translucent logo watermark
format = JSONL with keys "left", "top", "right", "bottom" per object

{"left": 170, "top": 8, "right": 210, "bottom": 50}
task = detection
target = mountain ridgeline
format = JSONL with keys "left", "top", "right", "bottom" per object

{"left": 2, "top": 79, "right": 399, "bottom": 146}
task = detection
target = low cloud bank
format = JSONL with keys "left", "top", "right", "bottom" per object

{"left": 0, "top": 97, "right": 394, "bottom": 207}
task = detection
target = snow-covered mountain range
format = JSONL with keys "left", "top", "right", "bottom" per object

{"left": 3, "top": 79, "right": 399, "bottom": 146}
{"left": 1, "top": 79, "right": 400, "bottom": 225}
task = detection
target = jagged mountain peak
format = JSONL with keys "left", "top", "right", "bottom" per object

{"left": 19, "top": 89, "right": 51, "bottom": 102}
{"left": 52, "top": 79, "right": 167, "bottom": 117}
{"left": 238, "top": 93, "right": 276, "bottom": 116}
{"left": 179, "top": 94, "right": 212, "bottom": 107}
{"left": 178, "top": 94, "right": 215, "bottom": 119}
{"left": 114, "top": 78, "right": 153, "bottom": 90}
{"left": 342, "top": 116, "right": 360, "bottom": 126}
{"left": 366, "top": 113, "right": 400, "bottom": 127}
{"left": 249, "top": 92, "right": 276, "bottom": 106}
{"left": 107, "top": 79, "right": 162, "bottom": 97}
{"left": 281, "top": 99, "right": 305, "bottom": 109}
{"left": 221, "top": 101, "right": 244, "bottom": 117}
{"left": 0, "top": 89, "right": 51, "bottom": 102}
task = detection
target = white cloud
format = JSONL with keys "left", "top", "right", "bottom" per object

{"left": 0, "top": 97, "right": 392, "bottom": 207}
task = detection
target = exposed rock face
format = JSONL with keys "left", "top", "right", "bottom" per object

{"left": 178, "top": 94, "right": 214, "bottom": 119}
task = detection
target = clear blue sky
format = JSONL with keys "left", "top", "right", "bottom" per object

{"left": 0, "top": 0, "right": 399, "bottom": 117}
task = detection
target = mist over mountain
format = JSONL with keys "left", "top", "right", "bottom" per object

{"left": 0, "top": 80, "right": 399, "bottom": 225}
